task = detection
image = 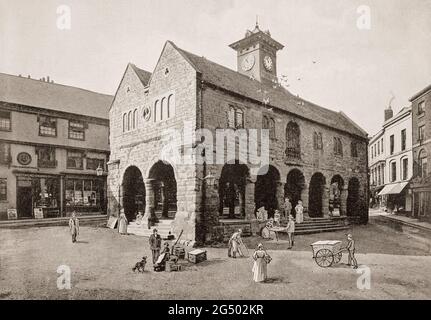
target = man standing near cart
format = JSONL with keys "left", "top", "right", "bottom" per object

{"left": 346, "top": 234, "right": 358, "bottom": 269}
{"left": 149, "top": 229, "right": 162, "bottom": 264}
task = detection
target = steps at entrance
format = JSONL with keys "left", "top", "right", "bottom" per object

{"left": 127, "top": 219, "right": 174, "bottom": 238}
{"left": 283, "top": 217, "right": 349, "bottom": 235}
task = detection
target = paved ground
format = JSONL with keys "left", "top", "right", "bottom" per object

{"left": 0, "top": 217, "right": 430, "bottom": 300}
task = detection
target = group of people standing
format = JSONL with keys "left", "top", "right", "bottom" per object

{"left": 283, "top": 197, "right": 304, "bottom": 224}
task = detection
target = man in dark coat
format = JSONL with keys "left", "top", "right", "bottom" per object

{"left": 346, "top": 234, "right": 358, "bottom": 269}
{"left": 149, "top": 229, "right": 162, "bottom": 264}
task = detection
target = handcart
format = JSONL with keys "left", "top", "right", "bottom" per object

{"left": 310, "top": 240, "right": 343, "bottom": 268}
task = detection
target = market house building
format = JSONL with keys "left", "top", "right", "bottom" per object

{"left": 107, "top": 24, "right": 369, "bottom": 243}
{"left": 410, "top": 83, "right": 431, "bottom": 221}
{"left": 0, "top": 73, "right": 112, "bottom": 220}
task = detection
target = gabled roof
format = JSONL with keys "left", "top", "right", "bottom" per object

{"left": 130, "top": 64, "right": 152, "bottom": 87}
{"left": 409, "top": 83, "right": 431, "bottom": 102}
{"left": 0, "top": 73, "right": 113, "bottom": 119}
{"left": 172, "top": 43, "right": 367, "bottom": 139}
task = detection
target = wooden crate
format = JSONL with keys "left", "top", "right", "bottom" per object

{"left": 173, "top": 246, "right": 185, "bottom": 259}
{"left": 188, "top": 249, "right": 207, "bottom": 264}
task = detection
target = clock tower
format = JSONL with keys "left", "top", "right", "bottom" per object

{"left": 229, "top": 22, "right": 284, "bottom": 83}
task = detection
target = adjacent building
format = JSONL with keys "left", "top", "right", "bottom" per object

{"left": 0, "top": 73, "right": 113, "bottom": 220}
{"left": 108, "top": 24, "right": 369, "bottom": 242}
{"left": 410, "top": 84, "right": 431, "bottom": 221}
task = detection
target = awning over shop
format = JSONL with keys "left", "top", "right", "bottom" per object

{"left": 378, "top": 182, "right": 409, "bottom": 196}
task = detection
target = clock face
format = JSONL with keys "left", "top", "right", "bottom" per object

{"left": 241, "top": 55, "right": 255, "bottom": 71}
{"left": 263, "top": 55, "right": 273, "bottom": 71}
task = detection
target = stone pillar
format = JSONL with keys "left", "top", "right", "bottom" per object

{"left": 144, "top": 179, "right": 158, "bottom": 225}
{"left": 301, "top": 185, "right": 309, "bottom": 218}
{"left": 322, "top": 185, "right": 330, "bottom": 217}
{"left": 340, "top": 186, "right": 348, "bottom": 216}
{"left": 244, "top": 177, "right": 256, "bottom": 220}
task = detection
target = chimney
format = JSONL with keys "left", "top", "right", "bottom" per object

{"left": 27, "top": 75, "right": 31, "bottom": 79}
{"left": 47, "top": 76, "right": 50, "bottom": 82}
{"left": 384, "top": 106, "right": 393, "bottom": 121}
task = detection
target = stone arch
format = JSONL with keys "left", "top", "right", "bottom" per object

{"left": 147, "top": 160, "right": 177, "bottom": 219}
{"left": 347, "top": 177, "right": 360, "bottom": 217}
{"left": 255, "top": 165, "right": 281, "bottom": 218}
{"left": 121, "top": 165, "right": 145, "bottom": 221}
{"left": 285, "top": 168, "right": 305, "bottom": 216}
{"left": 308, "top": 172, "right": 327, "bottom": 218}
{"left": 219, "top": 162, "right": 250, "bottom": 219}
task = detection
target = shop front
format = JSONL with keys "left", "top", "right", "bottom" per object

{"left": 64, "top": 176, "right": 106, "bottom": 215}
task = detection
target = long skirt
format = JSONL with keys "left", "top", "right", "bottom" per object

{"left": 252, "top": 258, "right": 267, "bottom": 282}
{"left": 118, "top": 218, "right": 128, "bottom": 234}
{"left": 296, "top": 212, "right": 303, "bottom": 224}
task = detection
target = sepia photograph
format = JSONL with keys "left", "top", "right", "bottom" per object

{"left": 0, "top": 0, "right": 430, "bottom": 307}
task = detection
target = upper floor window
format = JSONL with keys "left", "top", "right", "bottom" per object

{"left": 86, "top": 158, "right": 105, "bottom": 171}
{"left": 418, "top": 125, "right": 425, "bottom": 141}
{"left": 228, "top": 105, "right": 244, "bottom": 129}
{"left": 122, "top": 114, "right": 127, "bottom": 133}
{"left": 333, "top": 137, "right": 343, "bottom": 156}
{"left": 418, "top": 101, "right": 425, "bottom": 115}
{"left": 123, "top": 109, "right": 138, "bottom": 132}
{"left": 381, "top": 138, "right": 384, "bottom": 153}
{"left": 133, "top": 109, "right": 138, "bottom": 129}
{"left": 0, "top": 142, "right": 11, "bottom": 165}
{"left": 0, "top": 178, "right": 6, "bottom": 201}
{"left": 37, "top": 147, "right": 56, "bottom": 168}
{"left": 401, "top": 129, "right": 406, "bottom": 151}
{"left": 390, "top": 135, "right": 394, "bottom": 155}
{"left": 402, "top": 157, "right": 408, "bottom": 180}
{"left": 370, "top": 146, "right": 373, "bottom": 159}
{"left": 351, "top": 141, "right": 358, "bottom": 158}
{"left": 313, "top": 132, "right": 323, "bottom": 150}
{"left": 69, "top": 120, "right": 85, "bottom": 140}
{"left": 67, "top": 150, "right": 84, "bottom": 169}
{"left": 39, "top": 116, "right": 57, "bottom": 137}
{"left": 154, "top": 94, "right": 176, "bottom": 123}
{"left": 167, "top": 94, "right": 175, "bottom": 118}
{"left": 418, "top": 149, "right": 428, "bottom": 178}
{"left": 377, "top": 141, "right": 380, "bottom": 155}
{"left": 391, "top": 161, "right": 397, "bottom": 182}
{"left": 0, "top": 110, "right": 11, "bottom": 131}
{"left": 285, "top": 121, "right": 300, "bottom": 159}
{"left": 262, "top": 115, "right": 276, "bottom": 139}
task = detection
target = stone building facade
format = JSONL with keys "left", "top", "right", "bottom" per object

{"left": 410, "top": 84, "right": 431, "bottom": 221}
{"left": 108, "top": 25, "right": 369, "bottom": 243}
{"left": 0, "top": 73, "right": 112, "bottom": 220}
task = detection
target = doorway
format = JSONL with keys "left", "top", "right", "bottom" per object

{"left": 17, "top": 187, "right": 33, "bottom": 219}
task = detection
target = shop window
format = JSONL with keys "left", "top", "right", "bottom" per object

{"left": 38, "top": 116, "right": 57, "bottom": 137}
{"left": 86, "top": 158, "right": 105, "bottom": 170}
{"left": 32, "top": 177, "right": 59, "bottom": 209}
{"left": 69, "top": 120, "right": 85, "bottom": 140}
{"left": 0, "top": 142, "right": 11, "bottom": 165}
{"left": 67, "top": 150, "right": 84, "bottom": 169}
{"left": 0, "top": 178, "right": 6, "bottom": 201}
{"left": 65, "top": 178, "right": 103, "bottom": 211}
{"left": 0, "top": 110, "right": 11, "bottom": 131}
{"left": 37, "top": 147, "right": 56, "bottom": 168}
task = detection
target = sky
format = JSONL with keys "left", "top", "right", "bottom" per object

{"left": 0, "top": 0, "right": 430, "bottom": 136}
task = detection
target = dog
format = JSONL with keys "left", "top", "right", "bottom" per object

{"left": 132, "top": 256, "right": 147, "bottom": 273}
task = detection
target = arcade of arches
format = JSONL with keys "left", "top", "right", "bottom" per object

{"left": 120, "top": 161, "right": 363, "bottom": 224}
{"left": 121, "top": 161, "right": 177, "bottom": 222}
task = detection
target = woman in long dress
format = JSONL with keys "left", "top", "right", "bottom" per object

{"left": 295, "top": 200, "right": 304, "bottom": 224}
{"left": 118, "top": 211, "right": 128, "bottom": 235}
{"left": 252, "top": 243, "right": 271, "bottom": 283}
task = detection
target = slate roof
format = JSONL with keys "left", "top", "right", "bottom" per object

{"left": 171, "top": 42, "right": 368, "bottom": 139}
{"left": 0, "top": 73, "right": 113, "bottom": 119}
{"left": 130, "top": 64, "right": 152, "bottom": 86}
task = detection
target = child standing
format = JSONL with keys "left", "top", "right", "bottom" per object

{"left": 69, "top": 211, "right": 80, "bottom": 243}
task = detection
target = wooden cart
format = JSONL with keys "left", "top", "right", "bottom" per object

{"left": 310, "top": 240, "right": 343, "bottom": 268}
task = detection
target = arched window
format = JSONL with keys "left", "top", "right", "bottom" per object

{"left": 133, "top": 109, "right": 137, "bottom": 129}
{"left": 127, "top": 111, "right": 132, "bottom": 131}
{"left": 269, "top": 118, "right": 276, "bottom": 139}
{"left": 285, "top": 121, "right": 300, "bottom": 159}
{"left": 334, "top": 137, "right": 343, "bottom": 156}
{"left": 418, "top": 149, "right": 428, "bottom": 177}
{"left": 122, "top": 113, "right": 127, "bottom": 132}
{"left": 161, "top": 97, "right": 167, "bottom": 121}
{"left": 351, "top": 141, "right": 358, "bottom": 157}
{"left": 314, "top": 132, "right": 323, "bottom": 150}
{"left": 235, "top": 108, "right": 244, "bottom": 129}
{"left": 262, "top": 115, "right": 269, "bottom": 130}
{"left": 228, "top": 106, "right": 235, "bottom": 128}
{"left": 167, "top": 94, "right": 175, "bottom": 118}
{"left": 154, "top": 100, "right": 159, "bottom": 123}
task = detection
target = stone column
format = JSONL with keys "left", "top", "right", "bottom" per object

{"left": 276, "top": 181, "right": 285, "bottom": 211}
{"left": 322, "top": 185, "right": 330, "bottom": 217}
{"left": 244, "top": 177, "right": 256, "bottom": 220}
{"left": 144, "top": 179, "right": 158, "bottom": 225}
{"left": 340, "top": 186, "right": 348, "bottom": 216}
{"left": 301, "top": 185, "right": 309, "bottom": 218}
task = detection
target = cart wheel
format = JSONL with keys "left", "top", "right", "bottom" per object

{"left": 334, "top": 252, "right": 342, "bottom": 264}
{"left": 314, "top": 249, "right": 334, "bottom": 268}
